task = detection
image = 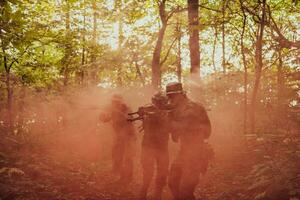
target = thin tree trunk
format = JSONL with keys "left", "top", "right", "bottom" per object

{"left": 17, "top": 83, "right": 26, "bottom": 133}
{"left": 277, "top": 48, "right": 284, "bottom": 107}
{"left": 187, "top": 0, "right": 200, "bottom": 76}
{"left": 135, "top": 61, "right": 145, "bottom": 85}
{"left": 80, "top": 2, "right": 86, "bottom": 85}
{"left": 118, "top": 9, "right": 123, "bottom": 49}
{"left": 63, "top": 0, "right": 71, "bottom": 86}
{"left": 222, "top": 0, "right": 226, "bottom": 74}
{"left": 250, "top": 0, "right": 266, "bottom": 133}
{"left": 176, "top": 20, "right": 182, "bottom": 83}
{"left": 3, "top": 53, "right": 13, "bottom": 133}
{"left": 92, "top": 3, "right": 97, "bottom": 45}
{"left": 212, "top": 27, "right": 217, "bottom": 73}
{"left": 212, "top": 26, "right": 218, "bottom": 103}
{"left": 91, "top": 0, "right": 98, "bottom": 83}
{"left": 116, "top": 0, "right": 123, "bottom": 86}
{"left": 6, "top": 71, "right": 13, "bottom": 132}
{"left": 240, "top": 3, "right": 248, "bottom": 134}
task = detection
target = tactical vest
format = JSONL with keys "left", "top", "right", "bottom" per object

{"left": 171, "top": 100, "right": 211, "bottom": 140}
{"left": 142, "top": 104, "right": 169, "bottom": 149}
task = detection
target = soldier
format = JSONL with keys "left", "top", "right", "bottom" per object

{"left": 134, "top": 93, "right": 170, "bottom": 200}
{"left": 166, "top": 82, "right": 211, "bottom": 200}
{"left": 99, "top": 94, "right": 136, "bottom": 183}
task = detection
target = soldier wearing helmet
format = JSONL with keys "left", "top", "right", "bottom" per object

{"left": 99, "top": 94, "right": 136, "bottom": 183}
{"left": 137, "top": 92, "right": 170, "bottom": 200}
{"left": 166, "top": 82, "right": 211, "bottom": 200}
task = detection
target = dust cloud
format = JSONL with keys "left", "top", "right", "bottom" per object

{"left": 0, "top": 83, "right": 246, "bottom": 199}
{"left": 7, "top": 85, "right": 159, "bottom": 166}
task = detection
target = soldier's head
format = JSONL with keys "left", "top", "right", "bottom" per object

{"left": 166, "top": 82, "right": 186, "bottom": 106}
{"left": 151, "top": 92, "right": 168, "bottom": 108}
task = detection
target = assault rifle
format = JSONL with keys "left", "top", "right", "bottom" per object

{"left": 127, "top": 105, "right": 154, "bottom": 122}
{"left": 127, "top": 104, "right": 174, "bottom": 122}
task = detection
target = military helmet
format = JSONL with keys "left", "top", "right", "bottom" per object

{"left": 166, "top": 82, "right": 184, "bottom": 95}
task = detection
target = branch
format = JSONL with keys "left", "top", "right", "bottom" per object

{"left": 8, "top": 58, "right": 18, "bottom": 71}
{"left": 1, "top": 47, "right": 8, "bottom": 72}
{"left": 166, "top": 3, "right": 221, "bottom": 23}
{"left": 245, "top": 2, "right": 300, "bottom": 49}
{"left": 166, "top": 6, "right": 187, "bottom": 22}
{"left": 242, "top": 4, "right": 261, "bottom": 23}
{"left": 199, "top": 4, "right": 221, "bottom": 12}
{"left": 160, "top": 37, "right": 177, "bottom": 66}
{"left": 268, "top": 8, "right": 300, "bottom": 49}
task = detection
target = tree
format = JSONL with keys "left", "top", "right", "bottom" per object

{"left": 151, "top": 0, "right": 168, "bottom": 89}
{"left": 187, "top": 0, "right": 200, "bottom": 77}
{"left": 249, "top": 0, "right": 266, "bottom": 133}
{"left": 151, "top": 0, "right": 184, "bottom": 88}
{"left": 90, "top": 0, "right": 99, "bottom": 83}
{"left": 0, "top": 0, "right": 31, "bottom": 132}
{"left": 175, "top": 16, "right": 183, "bottom": 82}
{"left": 239, "top": 0, "right": 248, "bottom": 134}
{"left": 62, "top": 0, "right": 72, "bottom": 86}
{"left": 221, "top": 0, "right": 227, "bottom": 74}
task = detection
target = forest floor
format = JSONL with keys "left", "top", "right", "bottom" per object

{"left": 0, "top": 133, "right": 253, "bottom": 200}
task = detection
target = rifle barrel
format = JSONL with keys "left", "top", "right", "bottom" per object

{"left": 128, "top": 112, "right": 138, "bottom": 116}
{"left": 127, "top": 116, "right": 143, "bottom": 122}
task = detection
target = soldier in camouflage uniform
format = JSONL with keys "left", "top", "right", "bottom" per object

{"left": 99, "top": 94, "right": 136, "bottom": 183}
{"left": 138, "top": 93, "right": 170, "bottom": 200}
{"left": 166, "top": 82, "right": 211, "bottom": 200}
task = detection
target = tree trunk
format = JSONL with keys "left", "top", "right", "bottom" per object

{"left": 80, "top": 1, "right": 86, "bottom": 85}
{"left": 6, "top": 71, "right": 13, "bottom": 132}
{"left": 240, "top": 3, "right": 248, "bottom": 134}
{"left": 92, "top": 2, "right": 97, "bottom": 48}
{"left": 151, "top": 1, "right": 168, "bottom": 89}
{"left": 212, "top": 26, "right": 219, "bottom": 103}
{"left": 3, "top": 54, "right": 13, "bottom": 133}
{"left": 17, "top": 83, "right": 26, "bottom": 133}
{"left": 187, "top": 0, "right": 200, "bottom": 76}
{"left": 152, "top": 24, "right": 167, "bottom": 88}
{"left": 212, "top": 26, "right": 218, "bottom": 73}
{"left": 91, "top": 0, "right": 98, "bottom": 83}
{"left": 250, "top": 0, "right": 266, "bottom": 133}
{"left": 176, "top": 20, "right": 182, "bottom": 83}
{"left": 116, "top": 0, "right": 123, "bottom": 85}
{"left": 277, "top": 48, "right": 284, "bottom": 106}
{"left": 135, "top": 61, "right": 145, "bottom": 85}
{"left": 221, "top": 0, "right": 226, "bottom": 74}
{"left": 63, "top": 0, "right": 71, "bottom": 86}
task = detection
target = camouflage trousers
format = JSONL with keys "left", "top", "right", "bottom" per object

{"left": 168, "top": 142, "right": 205, "bottom": 200}
{"left": 140, "top": 146, "right": 169, "bottom": 199}
{"left": 112, "top": 136, "right": 135, "bottom": 182}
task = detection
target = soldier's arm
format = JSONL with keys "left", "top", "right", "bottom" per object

{"left": 195, "top": 106, "right": 211, "bottom": 139}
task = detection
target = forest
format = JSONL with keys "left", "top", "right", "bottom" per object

{"left": 0, "top": 0, "right": 300, "bottom": 199}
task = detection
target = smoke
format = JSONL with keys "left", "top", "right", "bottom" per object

{"left": 4, "top": 85, "right": 159, "bottom": 165}
{"left": 0, "top": 82, "right": 248, "bottom": 200}
{"left": 182, "top": 76, "right": 247, "bottom": 161}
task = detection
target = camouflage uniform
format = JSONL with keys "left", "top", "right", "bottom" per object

{"left": 166, "top": 83, "right": 211, "bottom": 200}
{"left": 101, "top": 95, "right": 136, "bottom": 183}
{"left": 139, "top": 94, "right": 169, "bottom": 200}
